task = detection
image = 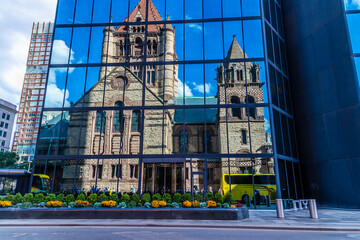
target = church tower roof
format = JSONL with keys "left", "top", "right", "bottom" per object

{"left": 226, "top": 35, "right": 246, "bottom": 59}
{"left": 116, "top": 0, "right": 163, "bottom": 32}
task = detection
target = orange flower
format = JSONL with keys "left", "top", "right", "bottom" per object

{"left": 183, "top": 200, "right": 192, "bottom": 208}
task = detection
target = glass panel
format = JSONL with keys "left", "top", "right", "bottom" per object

{"left": 56, "top": 0, "right": 75, "bottom": 25}
{"left": 355, "top": 57, "right": 360, "bottom": 87}
{"left": 293, "top": 162, "right": 303, "bottom": 199}
{"left": 143, "top": 109, "right": 165, "bottom": 155}
{"left": 242, "top": 0, "right": 261, "bottom": 17}
{"left": 104, "top": 65, "right": 143, "bottom": 107}
{"left": 75, "top": 0, "right": 93, "bottom": 24}
{"left": 243, "top": 20, "right": 264, "bottom": 58}
{"left": 65, "top": 67, "right": 87, "bottom": 108}
{"left": 111, "top": 0, "right": 130, "bottom": 23}
{"left": 223, "top": 21, "right": 244, "bottom": 60}
{"left": 84, "top": 67, "right": 103, "bottom": 107}
{"left": 148, "top": 0, "right": 165, "bottom": 21}
{"left": 51, "top": 28, "right": 72, "bottom": 64}
{"left": 278, "top": 158, "right": 288, "bottom": 199}
{"left": 223, "top": 0, "right": 241, "bottom": 18}
{"left": 166, "top": 0, "right": 184, "bottom": 20}
{"left": 93, "top": 0, "right": 111, "bottom": 24}
{"left": 44, "top": 68, "right": 67, "bottom": 108}
{"left": 204, "top": 0, "right": 221, "bottom": 19}
{"left": 250, "top": 107, "right": 273, "bottom": 154}
{"left": 273, "top": 110, "right": 283, "bottom": 155}
{"left": 185, "top": 23, "right": 203, "bottom": 60}
{"left": 185, "top": 0, "right": 202, "bottom": 20}
{"left": 204, "top": 22, "right": 223, "bottom": 60}
{"left": 88, "top": 27, "right": 106, "bottom": 64}
{"left": 70, "top": 27, "right": 90, "bottom": 64}
{"left": 37, "top": 111, "right": 62, "bottom": 155}
{"left": 281, "top": 113, "right": 291, "bottom": 157}
{"left": 347, "top": 14, "right": 360, "bottom": 54}
{"left": 286, "top": 161, "right": 296, "bottom": 199}
{"left": 204, "top": 63, "right": 220, "bottom": 99}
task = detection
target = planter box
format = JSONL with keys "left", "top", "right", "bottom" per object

{"left": 0, "top": 207, "right": 249, "bottom": 220}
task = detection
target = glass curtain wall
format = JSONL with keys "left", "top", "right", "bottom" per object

{"left": 33, "top": 0, "right": 301, "bottom": 209}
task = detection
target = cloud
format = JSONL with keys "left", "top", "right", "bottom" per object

{"left": 0, "top": 0, "right": 57, "bottom": 105}
{"left": 51, "top": 40, "right": 74, "bottom": 64}
{"left": 178, "top": 79, "right": 193, "bottom": 97}
{"left": 192, "top": 82, "right": 212, "bottom": 94}
{"left": 264, "top": 118, "right": 270, "bottom": 132}
{"left": 345, "top": 0, "right": 360, "bottom": 7}
{"left": 44, "top": 83, "right": 70, "bottom": 108}
{"left": 187, "top": 23, "right": 203, "bottom": 32}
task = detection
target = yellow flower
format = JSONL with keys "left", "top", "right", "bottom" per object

{"left": 74, "top": 200, "right": 89, "bottom": 207}
{"left": 0, "top": 201, "right": 11, "bottom": 208}
{"left": 151, "top": 200, "right": 160, "bottom": 208}
{"left": 159, "top": 201, "right": 167, "bottom": 207}
{"left": 183, "top": 200, "right": 192, "bottom": 208}
{"left": 191, "top": 200, "right": 200, "bottom": 208}
{"left": 101, "top": 200, "right": 117, "bottom": 208}
{"left": 206, "top": 200, "right": 217, "bottom": 208}
{"left": 45, "top": 201, "right": 63, "bottom": 208}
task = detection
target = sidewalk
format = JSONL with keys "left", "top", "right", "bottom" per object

{"left": 0, "top": 209, "right": 359, "bottom": 231}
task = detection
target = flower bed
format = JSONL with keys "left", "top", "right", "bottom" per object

{"left": 0, "top": 192, "right": 242, "bottom": 210}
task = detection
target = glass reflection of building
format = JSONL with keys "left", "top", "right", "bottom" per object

{"left": 35, "top": 0, "right": 302, "bottom": 205}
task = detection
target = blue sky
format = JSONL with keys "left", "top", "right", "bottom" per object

{"left": 0, "top": 0, "right": 57, "bottom": 105}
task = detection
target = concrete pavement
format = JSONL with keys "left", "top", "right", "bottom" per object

{"left": 0, "top": 209, "right": 360, "bottom": 232}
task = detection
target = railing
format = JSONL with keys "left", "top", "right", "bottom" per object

{"left": 276, "top": 199, "right": 318, "bottom": 219}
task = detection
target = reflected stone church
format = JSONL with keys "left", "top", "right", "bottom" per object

{"left": 37, "top": 0, "right": 273, "bottom": 194}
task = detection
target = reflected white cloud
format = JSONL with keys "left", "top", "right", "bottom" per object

{"left": 345, "top": 0, "right": 360, "bottom": 7}
{"left": 51, "top": 40, "right": 74, "bottom": 64}
{"left": 265, "top": 118, "right": 270, "bottom": 132}
{"left": 192, "top": 82, "right": 212, "bottom": 94}
{"left": 178, "top": 79, "right": 193, "bottom": 97}
{"left": 45, "top": 83, "right": 70, "bottom": 107}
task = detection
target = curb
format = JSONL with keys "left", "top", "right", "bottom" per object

{"left": 0, "top": 223, "right": 359, "bottom": 232}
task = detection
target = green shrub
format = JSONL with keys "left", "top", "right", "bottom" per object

{"left": 34, "top": 193, "right": 45, "bottom": 204}
{"left": 141, "top": 193, "right": 151, "bottom": 203}
{"left": 131, "top": 193, "right": 140, "bottom": 203}
{"left": 98, "top": 193, "right": 108, "bottom": 203}
{"left": 24, "top": 193, "right": 34, "bottom": 203}
{"left": 152, "top": 193, "right": 162, "bottom": 201}
{"left": 121, "top": 193, "right": 130, "bottom": 203}
{"left": 205, "top": 192, "right": 214, "bottom": 202}
{"left": 45, "top": 194, "right": 56, "bottom": 202}
{"left": 65, "top": 194, "right": 75, "bottom": 204}
{"left": 109, "top": 193, "right": 119, "bottom": 203}
{"left": 224, "top": 192, "right": 235, "bottom": 205}
{"left": 21, "top": 202, "right": 32, "bottom": 209}
{"left": 194, "top": 193, "right": 203, "bottom": 202}
{"left": 162, "top": 193, "right": 172, "bottom": 203}
{"left": 214, "top": 192, "right": 223, "bottom": 204}
{"left": 56, "top": 193, "right": 65, "bottom": 202}
{"left": 12, "top": 193, "right": 24, "bottom": 205}
{"left": 3, "top": 193, "right": 13, "bottom": 203}
{"left": 182, "top": 193, "right": 192, "bottom": 202}
{"left": 76, "top": 193, "right": 86, "bottom": 201}
{"left": 172, "top": 193, "right": 182, "bottom": 204}
{"left": 117, "top": 192, "right": 122, "bottom": 199}
{"left": 217, "top": 203, "right": 222, "bottom": 208}
{"left": 128, "top": 201, "right": 137, "bottom": 208}
{"left": 117, "top": 202, "right": 126, "bottom": 208}
{"left": 87, "top": 193, "right": 98, "bottom": 204}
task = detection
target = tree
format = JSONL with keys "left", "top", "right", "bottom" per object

{"left": 0, "top": 152, "right": 20, "bottom": 168}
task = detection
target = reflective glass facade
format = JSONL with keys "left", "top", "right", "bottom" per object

{"left": 33, "top": 0, "right": 302, "bottom": 208}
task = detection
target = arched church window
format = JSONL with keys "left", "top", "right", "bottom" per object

{"left": 203, "top": 131, "right": 212, "bottom": 153}
{"left": 231, "top": 68, "right": 235, "bottom": 83}
{"left": 136, "top": 17, "right": 142, "bottom": 22}
{"left": 245, "top": 96, "right": 256, "bottom": 119}
{"left": 135, "top": 37, "right": 143, "bottom": 55}
{"left": 237, "top": 70, "right": 243, "bottom": 81}
{"left": 179, "top": 130, "right": 188, "bottom": 153}
{"left": 131, "top": 110, "right": 141, "bottom": 132}
{"left": 95, "top": 111, "right": 106, "bottom": 133}
{"left": 231, "top": 96, "right": 242, "bottom": 119}
{"left": 113, "top": 101, "right": 124, "bottom": 133}
{"left": 147, "top": 40, "right": 151, "bottom": 55}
